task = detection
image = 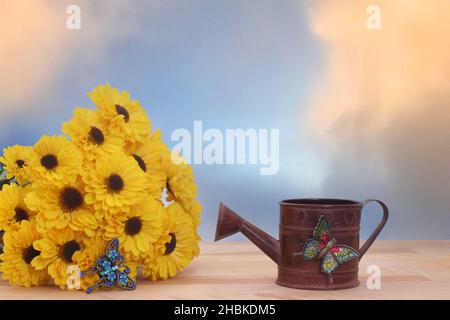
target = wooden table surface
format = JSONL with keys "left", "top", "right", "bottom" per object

{"left": 1, "top": 241, "right": 449, "bottom": 300}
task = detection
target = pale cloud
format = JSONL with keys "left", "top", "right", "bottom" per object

{"left": 304, "top": 0, "right": 450, "bottom": 237}
{"left": 0, "top": 0, "right": 146, "bottom": 109}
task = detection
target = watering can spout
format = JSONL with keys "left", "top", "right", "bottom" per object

{"left": 215, "top": 202, "right": 279, "bottom": 264}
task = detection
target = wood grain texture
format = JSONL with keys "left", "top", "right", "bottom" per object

{"left": 0, "top": 241, "right": 449, "bottom": 300}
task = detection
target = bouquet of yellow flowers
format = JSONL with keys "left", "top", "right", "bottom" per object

{"left": 0, "top": 84, "right": 201, "bottom": 290}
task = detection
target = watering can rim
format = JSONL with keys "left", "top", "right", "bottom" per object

{"left": 280, "top": 198, "right": 362, "bottom": 207}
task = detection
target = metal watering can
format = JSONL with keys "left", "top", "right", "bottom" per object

{"left": 215, "top": 198, "right": 388, "bottom": 290}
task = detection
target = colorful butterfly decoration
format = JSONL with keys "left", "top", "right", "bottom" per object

{"left": 293, "top": 215, "right": 359, "bottom": 283}
{"left": 81, "top": 238, "right": 136, "bottom": 293}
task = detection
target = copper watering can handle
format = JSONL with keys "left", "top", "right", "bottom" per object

{"left": 359, "top": 199, "right": 389, "bottom": 259}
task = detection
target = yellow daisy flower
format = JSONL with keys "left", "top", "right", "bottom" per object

{"left": 0, "top": 220, "right": 48, "bottom": 287}
{"left": 0, "top": 184, "right": 37, "bottom": 232}
{"left": 186, "top": 200, "right": 202, "bottom": 230}
{"left": 186, "top": 200, "right": 202, "bottom": 257}
{"left": 24, "top": 178, "right": 97, "bottom": 237}
{"left": 82, "top": 152, "right": 148, "bottom": 218}
{"left": 88, "top": 84, "right": 151, "bottom": 144}
{"left": 142, "top": 202, "right": 196, "bottom": 281}
{"left": 90, "top": 223, "right": 109, "bottom": 242}
{"left": 162, "top": 149, "right": 197, "bottom": 211}
{"left": 62, "top": 107, "right": 123, "bottom": 164}
{"left": 124, "top": 130, "right": 167, "bottom": 199}
{"left": 0, "top": 145, "right": 33, "bottom": 184}
{"left": 32, "top": 227, "right": 85, "bottom": 288}
{"left": 104, "top": 199, "right": 163, "bottom": 261}
{"left": 75, "top": 236, "right": 105, "bottom": 291}
{"left": 192, "top": 232, "right": 201, "bottom": 257}
{"left": 28, "top": 135, "right": 82, "bottom": 187}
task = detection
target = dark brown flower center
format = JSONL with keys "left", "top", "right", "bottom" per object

{"left": 60, "top": 187, "right": 83, "bottom": 211}
{"left": 41, "top": 154, "right": 58, "bottom": 170}
{"left": 23, "top": 246, "right": 40, "bottom": 264}
{"left": 115, "top": 104, "right": 130, "bottom": 123}
{"left": 107, "top": 174, "right": 124, "bottom": 192}
{"left": 164, "top": 233, "right": 177, "bottom": 255}
{"left": 88, "top": 126, "right": 105, "bottom": 145}
{"left": 16, "top": 159, "right": 26, "bottom": 168}
{"left": 14, "top": 207, "right": 29, "bottom": 222}
{"left": 166, "top": 180, "right": 174, "bottom": 198}
{"left": 132, "top": 154, "right": 147, "bottom": 172}
{"left": 60, "top": 240, "right": 81, "bottom": 263}
{"left": 125, "top": 217, "right": 142, "bottom": 236}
